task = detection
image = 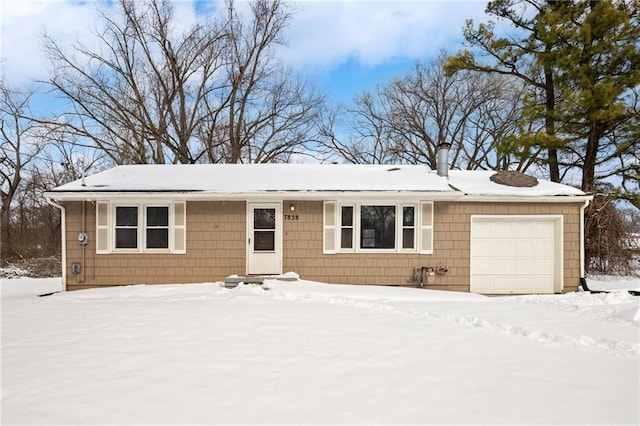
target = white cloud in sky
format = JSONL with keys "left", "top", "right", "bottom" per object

{"left": 1, "top": 0, "right": 491, "bottom": 88}
{"left": 1, "top": 0, "right": 99, "bottom": 86}
{"left": 0, "top": 0, "right": 199, "bottom": 87}
{"left": 280, "top": 0, "right": 489, "bottom": 72}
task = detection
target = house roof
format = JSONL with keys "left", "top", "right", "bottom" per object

{"left": 45, "top": 164, "right": 588, "bottom": 200}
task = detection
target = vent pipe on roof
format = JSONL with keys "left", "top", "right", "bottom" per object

{"left": 436, "top": 143, "right": 451, "bottom": 177}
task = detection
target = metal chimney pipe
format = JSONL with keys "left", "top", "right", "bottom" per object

{"left": 436, "top": 143, "right": 451, "bottom": 177}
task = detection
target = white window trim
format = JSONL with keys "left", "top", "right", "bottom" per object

{"left": 97, "top": 201, "right": 186, "bottom": 254}
{"left": 356, "top": 203, "right": 402, "bottom": 253}
{"left": 142, "top": 204, "right": 172, "bottom": 253}
{"left": 113, "top": 204, "right": 141, "bottom": 253}
{"left": 324, "top": 201, "right": 428, "bottom": 254}
{"left": 339, "top": 204, "right": 356, "bottom": 252}
{"left": 400, "top": 204, "right": 417, "bottom": 252}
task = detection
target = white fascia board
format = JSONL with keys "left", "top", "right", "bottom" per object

{"left": 458, "top": 194, "right": 593, "bottom": 203}
{"left": 44, "top": 191, "right": 592, "bottom": 204}
{"left": 44, "top": 190, "right": 463, "bottom": 202}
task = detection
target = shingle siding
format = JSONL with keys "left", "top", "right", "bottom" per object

{"left": 62, "top": 199, "right": 582, "bottom": 293}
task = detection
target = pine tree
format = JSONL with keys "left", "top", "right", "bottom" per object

{"left": 446, "top": 0, "right": 640, "bottom": 198}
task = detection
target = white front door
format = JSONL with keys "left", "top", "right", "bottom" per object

{"left": 247, "top": 202, "right": 282, "bottom": 275}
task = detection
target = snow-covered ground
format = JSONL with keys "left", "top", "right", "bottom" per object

{"left": 1, "top": 275, "right": 639, "bottom": 425}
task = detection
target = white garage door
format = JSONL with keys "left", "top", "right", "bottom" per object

{"left": 470, "top": 216, "right": 562, "bottom": 294}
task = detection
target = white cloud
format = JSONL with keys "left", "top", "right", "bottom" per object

{"left": 279, "top": 0, "right": 490, "bottom": 72}
{"left": 0, "top": 0, "right": 199, "bottom": 88}
{"left": 1, "top": 0, "right": 493, "bottom": 89}
{"left": 1, "top": 0, "right": 100, "bottom": 86}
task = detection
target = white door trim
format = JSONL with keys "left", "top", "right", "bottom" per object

{"left": 246, "top": 201, "right": 283, "bottom": 275}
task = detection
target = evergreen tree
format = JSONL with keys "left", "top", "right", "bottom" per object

{"left": 446, "top": 0, "right": 640, "bottom": 198}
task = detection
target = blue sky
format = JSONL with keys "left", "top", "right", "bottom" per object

{"left": 1, "top": 0, "right": 491, "bottom": 110}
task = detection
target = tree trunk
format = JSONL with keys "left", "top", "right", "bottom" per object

{"left": 582, "top": 121, "right": 602, "bottom": 192}
{"left": 544, "top": 60, "right": 560, "bottom": 182}
{"left": 1, "top": 198, "right": 12, "bottom": 260}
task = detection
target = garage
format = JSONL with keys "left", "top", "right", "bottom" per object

{"left": 470, "top": 216, "right": 562, "bottom": 294}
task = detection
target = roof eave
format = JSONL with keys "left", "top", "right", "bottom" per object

{"left": 44, "top": 189, "right": 462, "bottom": 202}
{"left": 457, "top": 194, "right": 592, "bottom": 203}
{"left": 44, "top": 190, "right": 591, "bottom": 203}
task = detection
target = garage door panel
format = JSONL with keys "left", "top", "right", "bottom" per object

{"left": 472, "top": 276, "right": 493, "bottom": 292}
{"left": 533, "top": 222, "right": 555, "bottom": 237}
{"left": 534, "top": 238, "right": 554, "bottom": 252}
{"left": 513, "top": 276, "right": 534, "bottom": 290}
{"left": 490, "top": 276, "right": 513, "bottom": 292}
{"left": 471, "top": 260, "right": 491, "bottom": 274}
{"left": 513, "top": 222, "right": 535, "bottom": 238}
{"left": 471, "top": 217, "right": 560, "bottom": 294}
{"left": 534, "top": 257, "right": 554, "bottom": 271}
{"left": 489, "top": 261, "right": 508, "bottom": 275}
{"left": 493, "top": 222, "right": 513, "bottom": 236}
{"left": 513, "top": 258, "right": 535, "bottom": 274}
{"left": 473, "top": 222, "right": 493, "bottom": 238}
{"left": 512, "top": 240, "right": 533, "bottom": 256}
{"left": 473, "top": 238, "right": 496, "bottom": 253}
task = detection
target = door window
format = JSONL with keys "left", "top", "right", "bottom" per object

{"left": 254, "top": 208, "right": 276, "bottom": 251}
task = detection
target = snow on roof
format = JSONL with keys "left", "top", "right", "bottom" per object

{"left": 47, "top": 164, "right": 586, "bottom": 197}
{"left": 447, "top": 170, "right": 586, "bottom": 196}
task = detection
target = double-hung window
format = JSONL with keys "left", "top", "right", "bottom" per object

{"left": 115, "top": 206, "right": 138, "bottom": 249}
{"left": 145, "top": 206, "right": 169, "bottom": 249}
{"left": 340, "top": 205, "right": 355, "bottom": 250}
{"left": 97, "top": 201, "right": 186, "bottom": 254}
{"left": 402, "top": 205, "right": 416, "bottom": 250}
{"left": 323, "top": 201, "right": 432, "bottom": 254}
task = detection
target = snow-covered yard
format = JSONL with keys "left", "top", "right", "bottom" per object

{"left": 1, "top": 276, "right": 639, "bottom": 425}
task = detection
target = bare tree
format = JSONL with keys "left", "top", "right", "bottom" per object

{"left": 43, "top": 0, "right": 227, "bottom": 164}
{"left": 585, "top": 192, "right": 635, "bottom": 275}
{"left": 206, "top": 0, "right": 324, "bottom": 163}
{"left": 0, "top": 83, "right": 43, "bottom": 260}
{"left": 42, "top": 0, "right": 323, "bottom": 165}
{"left": 320, "top": 52, "right": 527, "bottom": 170}
{"left": 317, "top": 93, "right": 397, "bottom": 164}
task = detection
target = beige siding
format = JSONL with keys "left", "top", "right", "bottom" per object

{"left": 282, "top": 201, "right": 582, "bottom": 293}
{"left": 63, "top": 199, "right": 583, "bottom": 294}
{"left": 63, "top": 201, "right": 245, "bottom": 290}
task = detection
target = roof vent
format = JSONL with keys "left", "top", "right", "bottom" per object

{"left": 490, "top": 171, "right": 538, "bottom": 187}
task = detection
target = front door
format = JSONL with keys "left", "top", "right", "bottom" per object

{"left": 247, "top": 202, "right": 282, "bottom": 275}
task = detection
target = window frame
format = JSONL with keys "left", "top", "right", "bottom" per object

{"left": 400, "top": 204, "right": 417, "bottom": 251}
{"left": 340, "top": 204, "right": 355, "bottom": 251}
{"left": 113, "top": 204, "right": 140, "bottom": 252}
{"left": 328, "top": 201, "right": 426, "bottom": 254}
{"left": 359, "top": 204, "right": 397, "bottom": 251}
{"left": 144, "top": 205, "right": 170, "bottom": 251}
{"left": 98, "top": 201, "right": 185, "bottom": 254}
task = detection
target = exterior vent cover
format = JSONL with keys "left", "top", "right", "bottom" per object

{"left": 490, "top": 171, "right": 538, "bottom": 187}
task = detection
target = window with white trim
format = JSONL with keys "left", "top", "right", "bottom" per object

{"left": 145, "top": 206, "right": 169, "bottom": 249}
{"left": 360, "top": 205, "right": 396, "bottom": 249}
{"left": 323, "top": 201, "right": 432, "bottom": 253}
{"left": 115, "top": 206, "right": 139, "bottom": 249}
{"left": 96, "top": 201, "right": 186, "bottom": 254}
{"left": 340, "top": 205, "right": 354, "bottom": 250}
{"left": 402, "top": 205, "right": 416, "bottom": 250}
